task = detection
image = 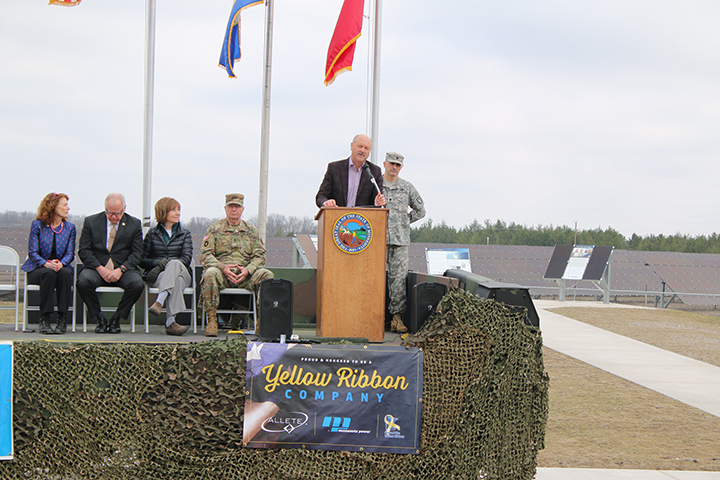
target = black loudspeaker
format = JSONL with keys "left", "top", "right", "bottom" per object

{"left": 443, "top": 270, "right": 539, "bottom": 328}
{"left": 408, "top": 282, "right": 448, "bottom": 334}
{"left": 475, "top": 283, "right": 540, "bottom": 327}
{"left": 259, "top": 278, "right": 294, "bottom": 341}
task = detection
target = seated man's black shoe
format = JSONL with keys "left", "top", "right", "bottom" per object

{"left": 95, "top": 313, "right": 109, "bottom": 334}
{"left": 39, "top": 314, "right": 53, "bottom": 335}
{"left": 53, "top": 313, "right": 67, "bottom": 334}
{"left": 107, "top": 315, "right": 121, "bottom": 334}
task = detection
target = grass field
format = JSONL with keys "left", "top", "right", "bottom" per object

{"left": 538, "top": 307, "right": 720, "bottom": 471}
{"left": 0, "top": 300, "right": 20, "bottom": 324}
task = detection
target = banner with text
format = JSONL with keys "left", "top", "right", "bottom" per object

{"left": 244, "top": 342, "right": 423, "bottom": 454}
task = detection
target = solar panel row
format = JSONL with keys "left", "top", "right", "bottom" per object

{"left": 3, "top": 231, "right": 719, "bottom": 306}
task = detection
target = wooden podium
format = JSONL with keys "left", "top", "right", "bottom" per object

{"left": 315, "top": 207, "right": 388, "bottom": 342}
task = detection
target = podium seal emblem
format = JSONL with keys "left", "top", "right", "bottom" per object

{"left": 333, "top": 213, "right": 373, "bottom": 254}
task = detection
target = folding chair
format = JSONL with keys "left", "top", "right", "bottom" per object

{"left": 143, "top": 259, "right": 197, "bottom": 333}
{"left": 23, "top": 260, "right": 78, "bottom": 333}
{"left": 201, "top": 288, "right": 257, "bottom": 334}
{"left": 0, "top": 246, "right": 20, "bottom": 331}
{"left": 82, "top": 285, "right": 137, "bottom": 333}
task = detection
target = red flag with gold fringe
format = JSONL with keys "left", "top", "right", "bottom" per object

{"left": 324, "top": 0, "right": 364, "bottom": 86}
{"left": 49, "top": 0, "right": 82, "bottom": 6}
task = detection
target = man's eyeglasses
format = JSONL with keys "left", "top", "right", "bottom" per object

{"left": 105, "top": 209, "right": 124, "bottom": 217}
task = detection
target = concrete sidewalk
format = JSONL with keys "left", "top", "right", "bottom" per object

{"left": 535, "top": 468, "right": 720, "bottom": 479}
{"left": 535, "top": 300, "right": 720, "bottom": 479}
{"left": 536, "top": 300, "right": 720, "bottom": 418}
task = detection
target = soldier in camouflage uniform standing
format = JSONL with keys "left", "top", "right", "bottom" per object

{"left": 199, "top": 193, "right": 274, "bottom": 337}
{"left": 382, "top": 152, "right": 426, "bottom": 333}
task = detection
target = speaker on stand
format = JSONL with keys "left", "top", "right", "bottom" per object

{"left": 408, "top": 282, "right": 448, "bottom": 334}
{"left": 258, "top": 278, "right": 294, "bottom": 341}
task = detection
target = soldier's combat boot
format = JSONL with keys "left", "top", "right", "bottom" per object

{"left": 205, "top": 309, "right": 219, "bottom": 337}
{"left": 390, "top": 313, "right": 408, "bottom": 333}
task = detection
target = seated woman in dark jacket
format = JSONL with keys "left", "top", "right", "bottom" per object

{"left": 21, "top": 192, "right": 76, "bottom": 334}
{"left": 141, "top": 197, "right": 193, "bottom": 335}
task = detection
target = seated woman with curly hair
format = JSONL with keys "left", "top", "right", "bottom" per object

{"left": 141, "top": 197, "right": 193, "bottom": 335}
{"left": 21, "top": 192, "right": 76, "bottom": 334}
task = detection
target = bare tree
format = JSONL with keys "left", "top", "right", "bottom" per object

{"left": 184, "top": 217, "right": 221, "bottom": 237}
{"left": 245, "top": 213, "right": 316, "bottom": 237}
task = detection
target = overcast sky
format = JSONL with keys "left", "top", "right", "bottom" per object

{"left": 1, "top": 0, "right": 719, "bottom": 238}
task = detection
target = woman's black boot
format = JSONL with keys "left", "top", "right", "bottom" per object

{"left": 39, "top": 314, "right": 53, "bottom": 334}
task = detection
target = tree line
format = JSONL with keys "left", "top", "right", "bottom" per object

{"left": 183, "top": 214, "right": 316, "bottom": 237}
{"left": 0, "top": 211, "right": 317, "bottom": 238}
{"left": 2, "top": 210, "right": 718, "bottom": 253}
{"left": 410, "top": 219, "right": 720, "bottom": 254}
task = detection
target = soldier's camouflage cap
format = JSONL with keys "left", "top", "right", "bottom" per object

{"left": 385, "top": 152, "right": 404, "bottom": 165}
{"left": 225, "top": 193, "right": 244, "bottom": 207}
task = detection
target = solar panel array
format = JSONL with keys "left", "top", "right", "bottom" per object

{"left": 3, "top": 229, "right": 719, "bottom": 306}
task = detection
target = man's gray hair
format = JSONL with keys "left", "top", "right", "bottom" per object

{"left": 352, "top": 133, "right": 371, "bottom": 144}
{"left": 104, "top": 193, "right": 126, "bottom": 208}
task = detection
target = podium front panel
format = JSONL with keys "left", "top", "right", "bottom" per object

{"left": 316, "top": 207, "right": 388, "bottom": 342}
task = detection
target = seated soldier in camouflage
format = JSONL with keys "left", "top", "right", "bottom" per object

{"left": 199, "top": 193, "right": 274, "bottom": 337}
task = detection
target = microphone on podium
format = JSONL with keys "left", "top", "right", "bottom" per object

{"left": 362, "top": 163, "right": 382, "bottom": 196}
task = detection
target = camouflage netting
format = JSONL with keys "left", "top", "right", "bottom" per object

{"left": 1, "top": 288, "right": 548, "bottom": 479}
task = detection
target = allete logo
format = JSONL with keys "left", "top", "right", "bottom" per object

{"left": 261, "top": 411, "right": 309, "bottom": 434}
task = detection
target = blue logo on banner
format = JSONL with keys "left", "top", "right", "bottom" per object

{"left": 322, "top": 416, "right": 351, "bottom": 432}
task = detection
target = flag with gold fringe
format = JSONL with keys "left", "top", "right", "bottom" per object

{"left": 219, "top": 0, "right": 264, "bottom": 78}
{"left": 325, "top": 0, "right": 365, "bottom": 86}
{"left": 49, "top": 0, "right": 82, "bottom": 6}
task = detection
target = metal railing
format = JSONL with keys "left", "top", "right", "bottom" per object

{"left": 527, "top": 285, "right": 720, "bottom": 308}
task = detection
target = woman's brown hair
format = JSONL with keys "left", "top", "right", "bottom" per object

{"left": 36, "top": 193, "right": 69, "bottom": 225}
{"left": 154, "top": 197, "right": 181, "bottom": 224}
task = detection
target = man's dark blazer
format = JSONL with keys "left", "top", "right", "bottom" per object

{"left": 315, "top": 158, "right": 384, "bottom": 208}
{"left": 78, "top": 211, "right": 143, "bottom": 271}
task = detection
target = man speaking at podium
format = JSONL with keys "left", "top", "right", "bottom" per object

{"left": 315, "top": 134, "right": 386, "bottom": 208}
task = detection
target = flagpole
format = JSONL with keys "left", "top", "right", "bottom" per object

{"left": 258, "top": 0, "right": 274, "bottom": 244}
{"left": 369, "top": 0, "right": 382, "bottom": 165}
{"left": 142, "top": 0, "right": 157, "bottom": 235}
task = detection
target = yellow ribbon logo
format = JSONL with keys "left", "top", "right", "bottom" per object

{"left": 384, "top": 414, "right": 400, "bottom": 434}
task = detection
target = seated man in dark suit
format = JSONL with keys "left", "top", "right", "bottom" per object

{"left": 77, "top": 193, "right": 144, "bottom": 334}
{"left": 315, "top": 134, "right": 387, "bottom": 208}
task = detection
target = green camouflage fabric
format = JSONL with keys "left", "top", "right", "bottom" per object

{"left": 387, "top": 244, "right": 409, "bottom": 315}
{"left": 383, "top": 177, "right": 425, "bottom": 246}
{"left": 383, "top": 177, "right": 425, "bottom": 314}
{"left": 199, "top": 219, "right": 273, "bottom": 310}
